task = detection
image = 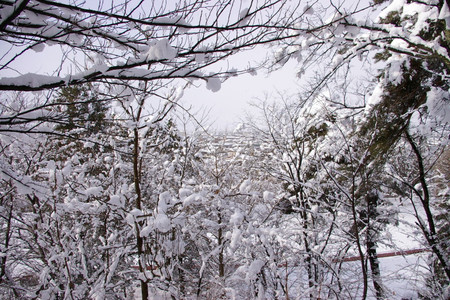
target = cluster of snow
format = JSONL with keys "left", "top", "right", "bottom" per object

{"left": 246, "top": 259, "right": 265, "bottom": 282}
{"left": 239, "top": 179, "right": 252, "bottom": 193}
{"left": 206, "top": 77, "right": 222, "bottom": 92}
{"left": 108, "top": 195, "right": 124, "bottom": 208}
{"left": 238, "top": 8, "right": 251, "bottom": 26}
{"left": 439, "top": 1, "right": 450, "bottom": 28}
{"left": 146, "top": 39, "right": 177, "bottom": 61}
{"left": 155, "top": 213, "right": 171, "bottom": 233}
{"left": 230, "top": 210, "right": 244, "bottom": 225}
{"left": 83, "top": 186, "right": 103, "bottom": 197}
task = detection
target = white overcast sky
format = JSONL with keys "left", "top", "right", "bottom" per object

{"left": 180, "top": 50, "right": 301, "bottom": 131}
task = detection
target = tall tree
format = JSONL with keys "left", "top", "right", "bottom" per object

{"left": 247, "top": 97, "right": 349, "bottom": 299}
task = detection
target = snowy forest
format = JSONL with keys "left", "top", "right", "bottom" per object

{"left": 0, "top": 0, "right": 449, "bottom": 299}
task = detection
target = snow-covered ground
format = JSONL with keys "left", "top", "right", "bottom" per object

{"left": 339, "top": 201, "right": 431, "bottom": 300}
{"left": 377, "top": 203, "right": 430, "bottom": 300}
{"left": 380, "top": 254, "right": 429, "bottom": 300}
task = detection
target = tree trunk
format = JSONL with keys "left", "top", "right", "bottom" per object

{"left": 405, "top": 132, "right": 450, "bottom": 280}
{"left": 366, "top": 192, "right": 384, "bottom": 299}
{"left": 218, "top": 212, "right": 225, "bottom": 278}
{"left": 298, "top": 187, "right": 316, "bottom": 299}
{"left": 133, "top": 128, "right": 148, "bottom": 300}
{"left": 367, "top": 240, "right": 383, "bottom": 299}
{"left": 351, "top": 185, "right": 368, "bottom": 300}
{"left": 0, "top": 202, "right": 12, "bottom": 283}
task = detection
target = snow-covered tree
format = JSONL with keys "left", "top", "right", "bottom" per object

{"left": 275, "top": 0, "right": 450, "bottom": 295}
{"left": 0, "top": 85, "right": 139, "bottom": 299}
{"left": 384, "top": 120, "right": 449, "bottom": 298}
{"left": 245, "top": 96, "right": 355, "bottom": 299}
{"left": 178, "top": 133, "right": 262, "bottom": 298}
